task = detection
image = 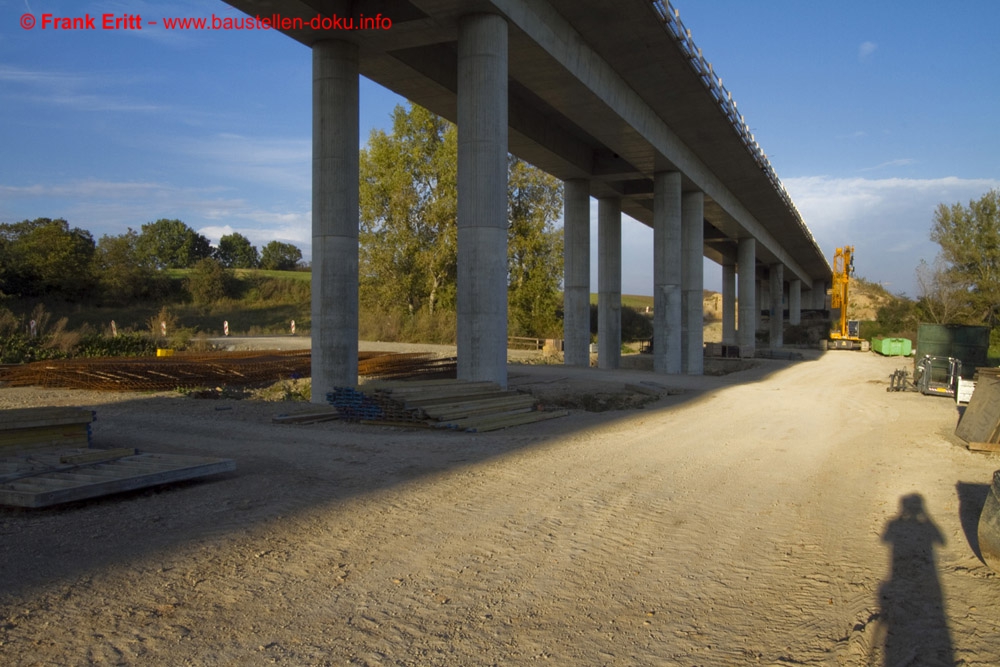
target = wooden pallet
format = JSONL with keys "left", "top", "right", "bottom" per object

{"left": 0, "top": 448, "right": 236, "bottom": 508}
{"left": 957, "top": 375, "right": 1000, "bottom": 451}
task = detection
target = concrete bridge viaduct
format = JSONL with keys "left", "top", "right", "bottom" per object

{"left": 223, "top": 0, "right": 832, "bottom": 401}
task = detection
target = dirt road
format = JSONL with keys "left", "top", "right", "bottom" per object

{"left": 2, "top": 351, "right": 999, "bottom": 665}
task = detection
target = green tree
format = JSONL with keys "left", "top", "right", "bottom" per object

{"left": 930, "top": 189, "right": 1000, "bottom": 325}
{"left": 360, "top": 103, "right": 457, "bottom": 315}
{"left": 137, "top": 219, "right": 212, "bottom": 269}
{"left": 507, "top": 156, "right": 564, "bottom": 337}
{"left": 259, "top": 241, "right": 303, "bottom": 271}
{"left": 93, "top": 229, "right": 164, "bottom": 303}
{"left": 186, "top": 257, "right": 234, "bottom": 306}
{"left": 359, "top": 103, "right": 564, "bottom": 336}
{"left": 914, "top": 257, "right": 973, "bottom": 324}
{"left": 215, "top": 232, "right": 260, "bottom": 269}
{"left": 0, "top": 218, "right": 95, "bottom": 297}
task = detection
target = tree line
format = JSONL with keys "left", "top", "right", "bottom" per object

{"left": 0, "top": 217, "right": 304, "bottom": 303}
{"left": 1, "top": 104, "right": 566, "bottom": 340}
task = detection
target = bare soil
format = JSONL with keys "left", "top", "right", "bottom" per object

{"left": 2, "top": 350, "right": 1000, "bottom": 665}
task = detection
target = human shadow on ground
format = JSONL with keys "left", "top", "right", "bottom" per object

{"left": 878, "top": 494, "right": 955, "bottom": 666}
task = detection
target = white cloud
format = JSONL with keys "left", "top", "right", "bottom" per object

{"left": 784, "top": 175, "right": 1000, "bottom": 296}
{"left": 0, "top": 65, "right": 162, "bottom": 113}
{"left": 167, "top": 133, "right": 311, "bottom": 192}
{"left": 860, "top": 158, "right": 918, "bottom": 172}
{"left": 858, "top": 41, "right": 877, "bottom": 60}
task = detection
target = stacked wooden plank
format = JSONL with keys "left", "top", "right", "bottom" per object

{"left": 354, "top": 379, "right": 569, "bottom": 432}
{"left": 0, "top": 407, "right": 95, "bottom": 454}
{"left": 0, "top": 449, "right": 236, "bottom": 508}
{"left": 0, "top": 407, "right": 236, "bottom": 508}
{"left": 326, "top": 386, "right": 426, "bottom": 424}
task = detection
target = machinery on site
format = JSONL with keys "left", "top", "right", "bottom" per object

{"left": 888, "top": 355, "right": 963, "bottom": 398}
{"left": 822, "top": 245, "right": 870, "bottom": 351}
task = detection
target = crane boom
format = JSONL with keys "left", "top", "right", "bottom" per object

{"left": 826, "top": 246, "right": 869, "bottom": 350}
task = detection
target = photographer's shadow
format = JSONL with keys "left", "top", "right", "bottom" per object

{"left": 878, "top": 494, "right": 954, "bottom": 666}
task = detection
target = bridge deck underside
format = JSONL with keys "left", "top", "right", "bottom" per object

{"left": 223, "top": 0, "right": 829, "bottom": 282}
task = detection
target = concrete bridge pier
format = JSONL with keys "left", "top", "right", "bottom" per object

{"left": 563, "top": 178, "right": 591, "bottom": 367}
{"left": 737, "top": 237, "right": 756, "bottom": 356}
{"left": 812, "top": 278, "right": 827, "bottom": 310}
{"left": 598, "top": 197, "right": 622, "bottom": 370}
{"left": 311, "top": 40, "right": 359, "bottom": 402}
{"left": 456, "top": 13, "right": 509, "bottom": 387}
{"left": 653, "top": 171, "right": 682, "bottom": 374}
{"left": 722, "top": 260, "right": 737, "bottom": 345}
{"left": 789, "top": 279, "right": 802, "bottom": 325}
{"left": 682, "top": 191, "right": 704, "bottom": 375}
{"left": 770, "top": 263, "right": 784, "bottom": 348}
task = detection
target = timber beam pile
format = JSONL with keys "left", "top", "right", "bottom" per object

{"left": 0, "top": 407, "right": 96, "bottom": 455}
{"left": 328, "top": 379, "right": 568, "bottom": 432}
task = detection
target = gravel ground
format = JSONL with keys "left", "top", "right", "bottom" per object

{"left": 2, "top": 350, "right": 1000, "bottom": 665}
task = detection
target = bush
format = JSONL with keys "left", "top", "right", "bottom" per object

{"left": 186, "top": 258, "right": 235, "bottom": 306}
{"left": 75, "top": 331, "right": 157, "bottom": 357}
{"left": 588, "top": 304, "right": 652, "bottom": 343}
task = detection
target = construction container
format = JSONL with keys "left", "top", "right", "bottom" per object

{"left": 872, "top": 337, "right": 912, "bottom": 357}
{"left": 915, "top": 324, "right": 989, "bottom": 378}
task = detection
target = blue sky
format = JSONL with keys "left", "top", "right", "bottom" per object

{"left": 2, "top": 0, "right": 998, "bottom": 298}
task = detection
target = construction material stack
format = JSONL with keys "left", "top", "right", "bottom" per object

{"left": 326, "top": 379, "right": 568, "bottom": 432}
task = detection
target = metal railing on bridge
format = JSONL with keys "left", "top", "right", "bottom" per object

{"left": 651, "top": 1, "right": 811, "bottom": 239}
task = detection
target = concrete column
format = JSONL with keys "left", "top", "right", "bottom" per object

{"left": 755, "top": 279, "right": 763, "bottom": 332}
{"left": 597, "top": 197, "right": 622, "bottom": 370}
{"left": 653, "top": 171, "right": 682, "bottom": 374}
{"left": 812, "top": 278, "right": 826, "bottom": 310}
{"left": 722, "top": 260, "right": 736, "bottom": 345}
{"left": 311, "top": 40, "right": 359, "bottom": 402}
{"left": 457, "top": 14, "right": 508, "bottom": 387}
{"left": 681, "top": 191, "right": 704, "bottom": 375}
{"left": 789, "top": 279, "right": 802, "bottom": 325}
{"left": 563, "top": 179, "right": 590, "bottom": 367}
{"left": 737, "top": 237, "right": 755, "bottom": 355}
{"left": 769, "top": 263, "right": 784, "bottom": 348}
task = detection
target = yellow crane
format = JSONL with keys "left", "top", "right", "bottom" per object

{"left": 825, "top": 246, "right": 870, "bottom": 351}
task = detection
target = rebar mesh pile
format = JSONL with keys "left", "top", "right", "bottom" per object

{"left": 356, "top": 353, "right": 456, "bottom": 381}
{"left": 0, "top": 350, "right": 311, "bottom": 391}
{"left": 0, "top": 350, "right": 458, "bottom": 392}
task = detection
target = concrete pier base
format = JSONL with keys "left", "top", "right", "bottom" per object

{"left": 682, "top": 191, "right": 704, "bottom": 375}
{"left": 563, "top": 179, "right": 591, "bottom": 367}
{"left": 598, "top": 197, "right": 622, "bottom": 370}
{"left": 456, "top": 14, "right": 508, "bottom": 387}
{"left": 311, "top": 40, "right": 359, "bottom": 402}
{"left": 653, "top": 171, "right": 682, "bottom": 374}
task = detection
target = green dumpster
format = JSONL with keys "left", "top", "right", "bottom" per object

{"left": 872, "top": 337, "right": 912, "bottom": 357}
